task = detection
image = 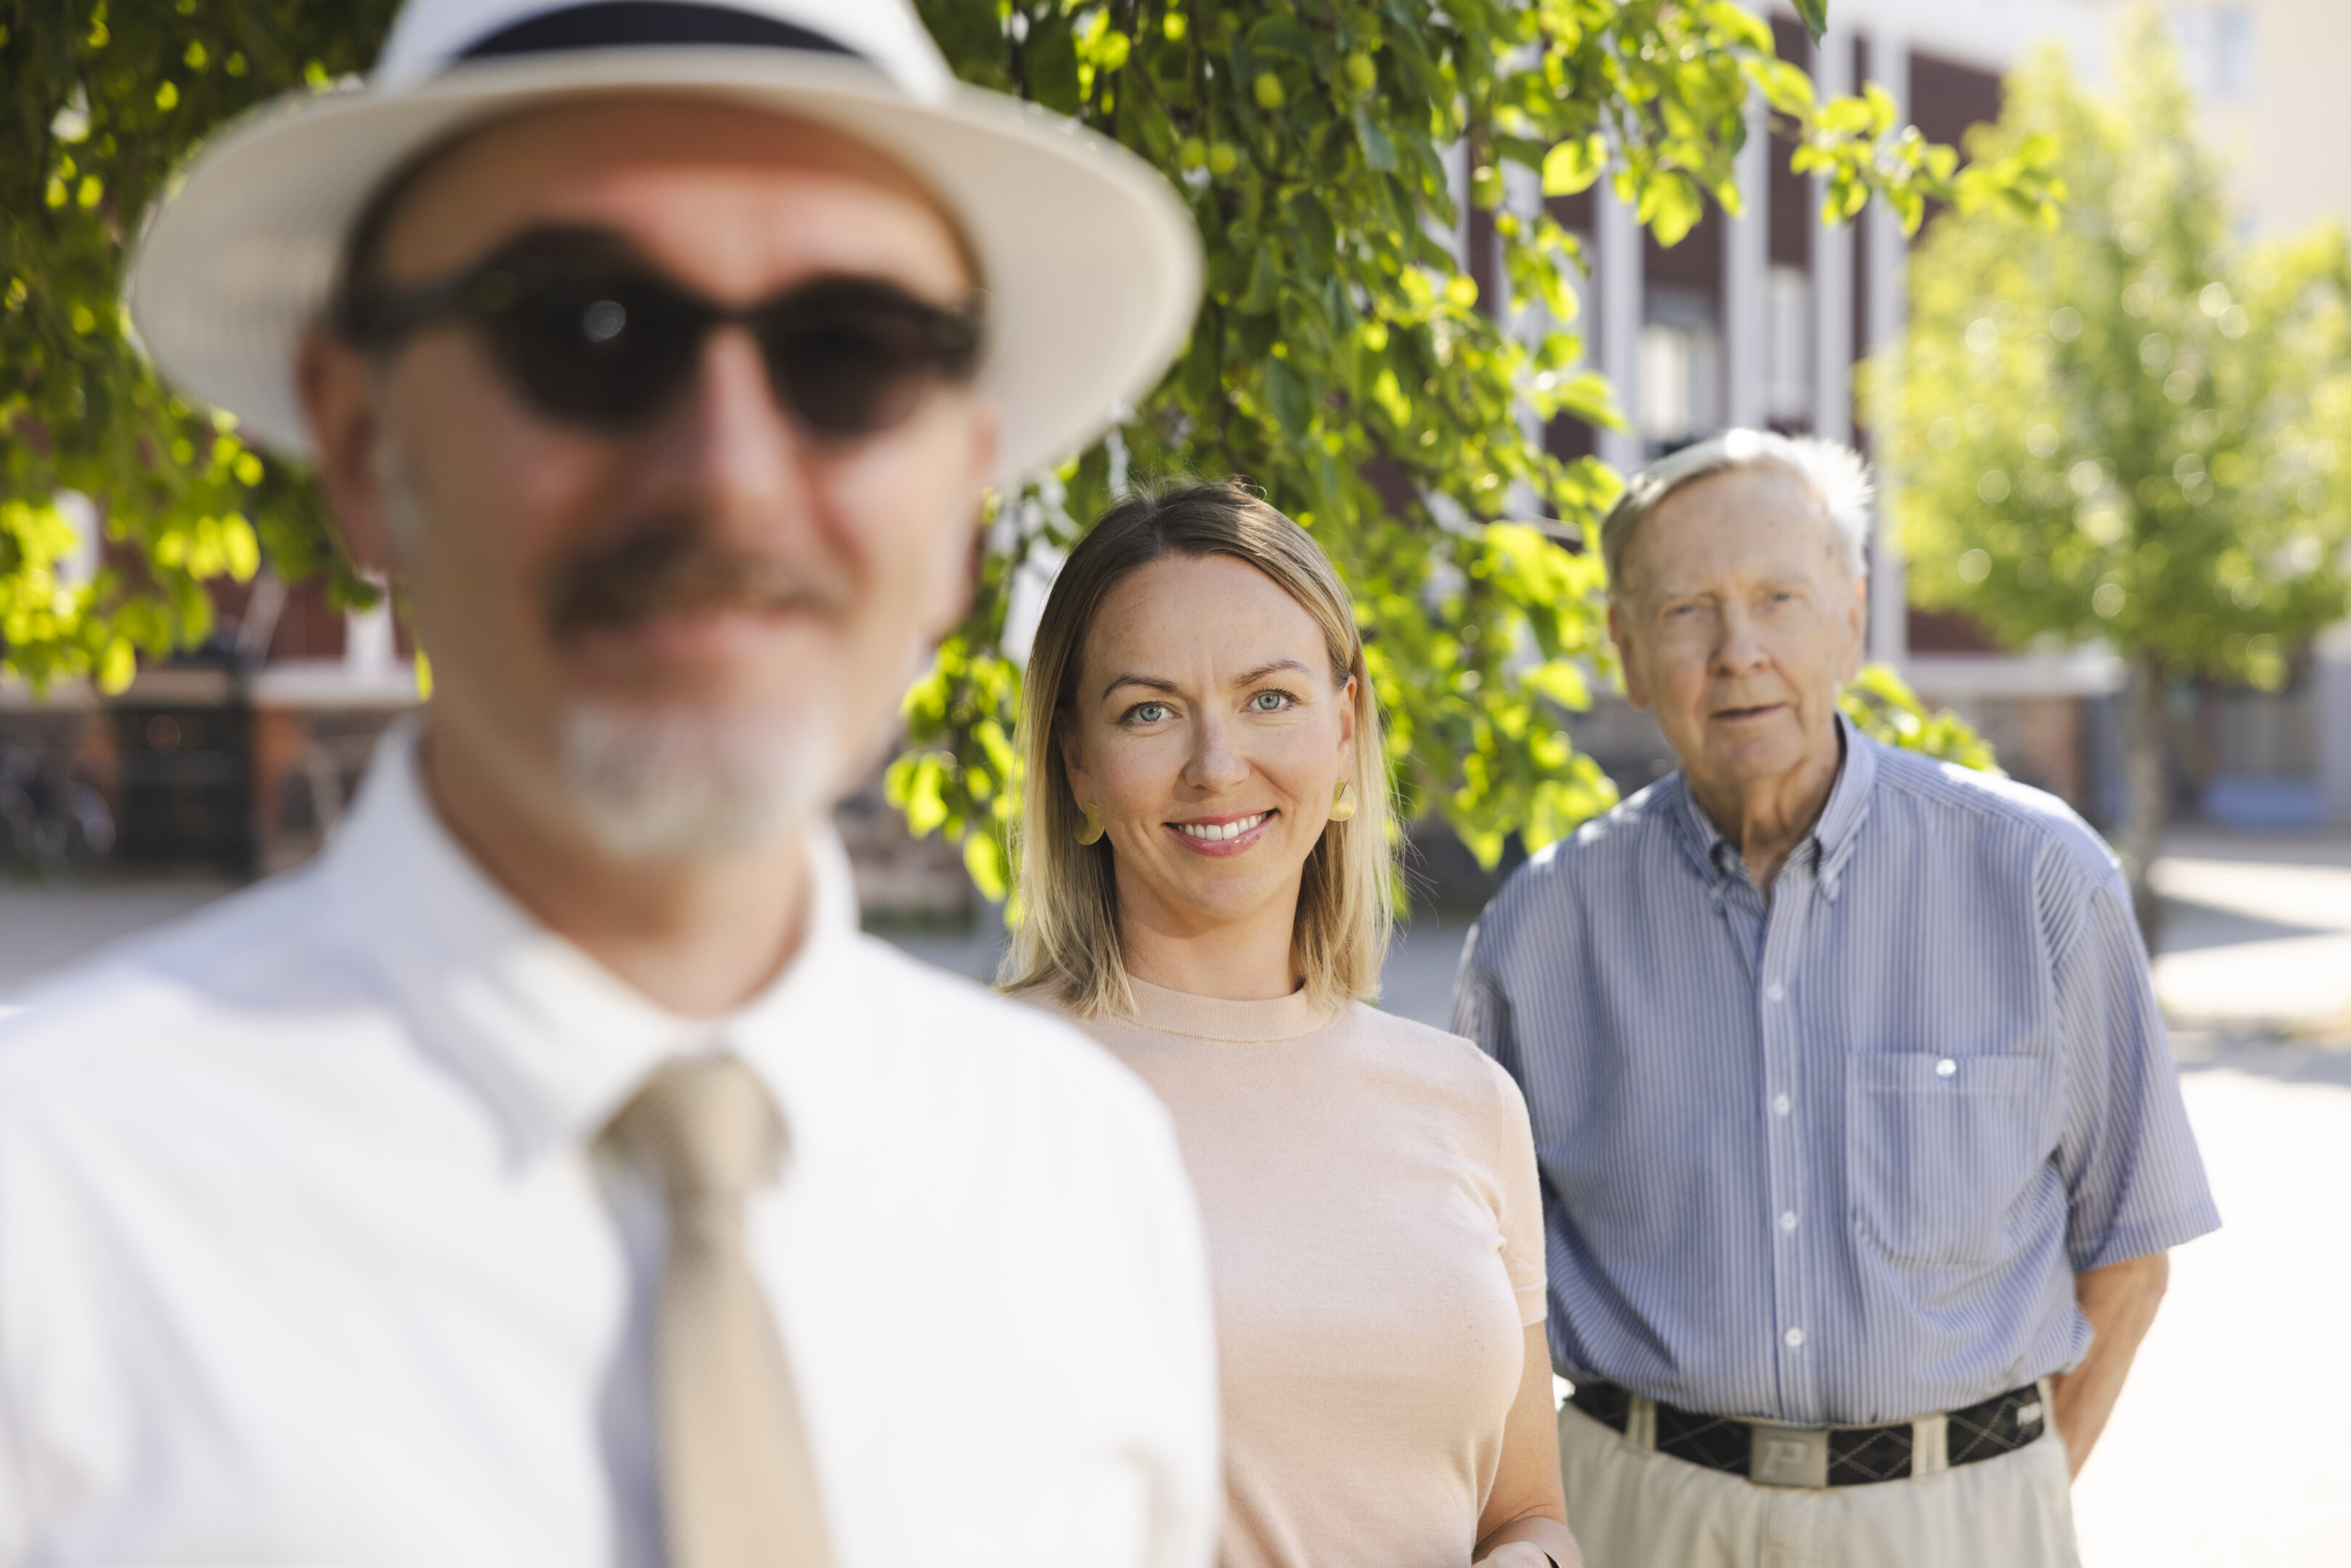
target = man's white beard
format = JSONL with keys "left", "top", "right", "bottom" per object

{"left": 378, "top": 420, "right": 840, "bottom": 863}
{"left": 558, "top": 698, "right": 839, "bottom": 863}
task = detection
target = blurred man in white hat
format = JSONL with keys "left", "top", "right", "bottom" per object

{"left": 0, "top": 4, "right": 1215, "bottom": 1565}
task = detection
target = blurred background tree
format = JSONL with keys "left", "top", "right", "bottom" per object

{"left": 1885, "top": 13, "right": 2351, "bottom": 935}
{"left": 2, "top": 1, "right": 2038, "bottom": 898}
{"left": 0, "top": 1, "right": 398, "bottom": 693}
{"left": 903, "top": 0, "right": 2038, "bottom": 898}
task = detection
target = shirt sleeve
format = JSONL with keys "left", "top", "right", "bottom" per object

{"left": 0, "top": 1144, "right": 28, "bottom": 1568}
{"left": 1481, "top": 1058, "right": 1549, "bottom": 1327}
{"left": 2046, "top": 849, "right": 2223, "bottom": 1273}
{"left": 0, "top": 1365, "right": 21, "bottom": 1568}
{"left": 1115, "top": 1087, "right": 1222, "bottom": 1568}
{"left": 0, "top": 1401, "right": 18, "bottom": 1561}
{"left": 1450, "top": 914, "right": 1518, "bottom": 1077}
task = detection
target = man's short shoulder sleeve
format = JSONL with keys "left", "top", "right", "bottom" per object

{"left": 1449, "top": 785, "right": 1676, "bottom": 1061}
{"left": 1884, "top": 759, "right": 2224, "bottom": 1270}
{"left": 845, "top": 936, "right": 1176, "bottom": 1122}
{"left": 1470, "top": 1045, "right": 1548, "bottom": 1326}
{"left": 2030, "top": 833, "right": 2222, "bottom": 1273}
{"left": 0, "top": 1344, "right": 23, "bottom": 1568}
{"left": 831, "top": 940, "right": 1220, "bottom": 1568}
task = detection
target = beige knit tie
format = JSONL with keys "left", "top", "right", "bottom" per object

{"left": 604, "top": 1055, "right": 834, "bottom": 1568}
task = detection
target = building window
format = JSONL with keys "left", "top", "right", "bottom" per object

{"left": 2169, "top": 5, "right": 2255, "bottom": 102}
{"left": 1639, "top": 289, "right": 1723, "bottom": 451}
{"left": 1766, "top": 266, "right": 1810, "bottom": 426}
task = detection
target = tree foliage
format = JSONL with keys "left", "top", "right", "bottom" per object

{"left": 0, "top": 1, "right": 398, "bottom": 692}
{"left": 1888, "top": 20, "right": 2351, "bottom": 691}
{"left": 897, "top": 0, "right": 2042, "bottom": 897}
{"left": 1838, "top": 661, "right": 2000, "bottom": 773}
{"left": 0, "top": 1, "right": 2042, "bottom": 897}
{"left": 1883, "top": 17, "right": 2350, "bottom": 924}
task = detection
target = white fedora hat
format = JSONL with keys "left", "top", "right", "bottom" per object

{"left": 126, "top": 0, "right": 1201, "bottom": 484}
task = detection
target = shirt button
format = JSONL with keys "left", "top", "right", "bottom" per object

{"left": 1784, "top": 1326, "right": 1806, "bottom": 1348}
{"left": 1779, "top": 1210, "right": 1799, "bottom": 1232}
{"left": 1936, "top": 1058, "right": 1958, "bottom": 1078}
{"left": 1766, "top": 981, "right": 1787, "bottom": 1003}
{"left": 1772, "top": 1093, "right": 1793, "bottom": 1116}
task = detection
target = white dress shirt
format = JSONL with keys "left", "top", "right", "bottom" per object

{"left": 0, "top": 729, "right": 1218, "bottom": 1568}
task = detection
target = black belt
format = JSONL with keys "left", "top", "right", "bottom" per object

{"left": 1568, "top": 1379, "right": 2048, "bottom": 1488}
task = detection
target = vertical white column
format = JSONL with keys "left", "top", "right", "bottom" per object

{"left": 1810, "top": 21, "right": 1854, "bottom": 448}
{"left": 1504, "top": 155, "right": 1549, "bottom": 518}
{"left": 1444, "top": 139, "right": 1472, "bottom": 274}
{"left": 1865, "top": 29, "right": 1912, "bottom": 666}
{"left": 1595, "top": 171, "right": 1645, "bottom": 475}
{"left": 1724, "top": 92, "right": 1771, "bottom": 433}
{"left": 52, "top": 491, "right": 99, "bottom": 587}
{"left": 345, "top": 601, "right": 397, "bottom": 680}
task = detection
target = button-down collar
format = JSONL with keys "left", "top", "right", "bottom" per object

{"left": 322, "top": 722, "right": 860, "bottom": 1168}
{"left": 1668, "top": 714, "right": 1878, "bottom": 902}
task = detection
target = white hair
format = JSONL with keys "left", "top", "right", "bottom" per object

{"left": 1600, "top": 429, "right": 1875, "bottom": 592}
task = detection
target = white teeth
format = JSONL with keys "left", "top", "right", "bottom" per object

{"left": 1176, "top": 812, "right": 1268, "bottom": 841}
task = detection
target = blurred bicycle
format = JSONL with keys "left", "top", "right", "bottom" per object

{"left": 0, "top": 740, "right": 115, "bottom": 881}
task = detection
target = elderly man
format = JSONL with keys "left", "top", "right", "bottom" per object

{"left": 0, "top": 2, "right": 1218, "bottom": 1565}
{"left": 1452, "top": 430, "right": 2218, "bottom": 1568}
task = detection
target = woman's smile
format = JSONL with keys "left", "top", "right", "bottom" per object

{"left": 1168, "top": 809, "right": 1276, "bottom": 852}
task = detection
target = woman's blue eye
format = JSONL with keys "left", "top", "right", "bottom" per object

{"left": 1129, "top": 702, "right": 1168, "bottom": 723}
{"left": 1250, "top": 690, "right": 1294, "bottom": 711}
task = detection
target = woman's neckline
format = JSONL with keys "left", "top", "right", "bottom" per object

{"left": 1124, "top": 976, "right": 1337, "bottom": 1042}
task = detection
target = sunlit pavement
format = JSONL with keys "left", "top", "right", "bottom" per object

{"left": 5, "top": 836, "right": 2350, "bottom": 1564}
{"left": 0, "top": 875, "right": 235, "bottom": 1000}
{"left": 2150, "top": 831, "right": 2351, "bottom": 1036}
{"left": 2069, "top": 840, "right": 2351, "bottom": 1567}
{"left": 2070, "top": 1053, "right": 2351, "bottom": 1566}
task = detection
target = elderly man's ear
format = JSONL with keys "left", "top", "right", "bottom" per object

{"left": 296, "top": 329, "right": 399, "bottom": 579}
{"left": 1840, "top": 570, "right": 1869, "bottom": 682}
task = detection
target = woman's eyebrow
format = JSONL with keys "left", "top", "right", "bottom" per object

{"left": 1100, "top": 657, "right": 1309, "bottom": 701}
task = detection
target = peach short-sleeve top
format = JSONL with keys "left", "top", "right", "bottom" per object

{"left": 1056, "top": 979, "right": 1547, "bottom": 1568}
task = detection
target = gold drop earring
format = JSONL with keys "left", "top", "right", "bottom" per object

{"left": 1328, "top": 780, "right": 1358, "bottom": 822}
{"left": 1075, "top": 803, "right": 1106, "bottom": 845}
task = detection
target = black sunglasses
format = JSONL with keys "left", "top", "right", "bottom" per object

{"left": 335, "top": 226, "right": 986, "bottom": 440}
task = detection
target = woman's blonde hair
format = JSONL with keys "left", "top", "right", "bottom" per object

{"left": 1001, "top": 480, "right": 1394, "bottom": 1018}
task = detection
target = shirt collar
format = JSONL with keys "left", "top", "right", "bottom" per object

{"left": 322, "top": 721, "right": 863, "bottom": 1167}
{"left": 1667, "top": 713, "right": 1880, "bottom": 900}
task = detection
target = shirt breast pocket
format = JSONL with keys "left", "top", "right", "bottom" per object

{"left": 1847, "top": 1051, "right": 2050, "bottom": 1270}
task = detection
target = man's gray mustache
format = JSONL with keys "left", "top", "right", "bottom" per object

{"left": 545, "top": 531, "right": 851, "bottom": 643}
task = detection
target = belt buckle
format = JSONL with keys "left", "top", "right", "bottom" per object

{"left": 1749, "top": 1423, "right": 1830, "bottom": 1489}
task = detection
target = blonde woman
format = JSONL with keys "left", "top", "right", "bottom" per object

{"left": 1005, "top": 481, "right": 1578, "bottom": 1568}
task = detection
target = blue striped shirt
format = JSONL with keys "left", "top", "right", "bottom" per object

{"left": 1449, "top": 719, "right": 2220, "bottom": 1426}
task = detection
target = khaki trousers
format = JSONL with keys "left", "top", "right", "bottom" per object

{"left": 1557, "top": 1401, "right": 2082, "bottom": 1568}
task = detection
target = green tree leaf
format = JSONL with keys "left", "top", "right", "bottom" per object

{"left": 1838, "top": 663, "right": 2000, "bottom": 772}
{"left": 1541, "top": 134, "right": 1605, "bottom": 197}
{"left": 0, "top": 0, "right": 400, "bottom": 695}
